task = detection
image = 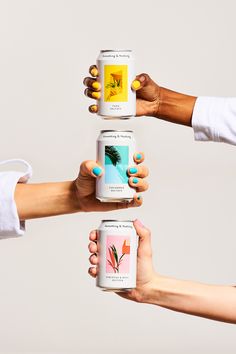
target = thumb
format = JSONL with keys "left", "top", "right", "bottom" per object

{"left": 79, "top": 160, "right": 103, "bottom": 179}
{"left": 131, "top": 73, "right": 159, "bottom": 101}
{"left": 133, "top": 219, "right": 152, "bottom": 257}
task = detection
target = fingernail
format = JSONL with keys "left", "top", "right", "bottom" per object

{"left": 139, "top": 75, "right": 146, "bottom": 83}
{"left": 90, "top": 67, "right": 98, "bottom": 76}
{"left": 136, "top": 153, "right": 142, "bottom": 160}
{"left": 135, "top": 219, "right": 144, "bottom": 228}
{"left": 89, "top": 105, "right": 98, "bottom": 113}
{"left": 92, "top": 91, "right": 100, "bottom": 99}
{"left": 132, "top": 177, "right": 139, "bottom": 184}
{"left": 132, "top": 80, "right": 141, "bottom": 90}
{"left": 137, "top": 195, "right": 142, "bottom": 201}
{"left": 129, "top": 167, "right": 138, "bottom": 174}
{"left": 92, "top": 166, "right": 102, "bottom": 176}
{"left": 92, "top": 81, "right": 100, "bottom": 90}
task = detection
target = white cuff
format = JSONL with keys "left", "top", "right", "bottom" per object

{"left": 0, "top": 159, "right": 32, "bottom": 239}
{"left": 192, "top": 97, "right": 236, "bottom": 145}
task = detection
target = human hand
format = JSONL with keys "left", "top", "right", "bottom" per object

{"left": 83, "top": 65, "right": 161, "bottom": 117}
{"left": 88, "top": 219, "right": 157, "bottom": 302}
{"left": 75, "top": 154, "right": 148, "bottom": 212}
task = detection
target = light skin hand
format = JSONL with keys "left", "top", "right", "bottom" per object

{"left": 88, "top": 219, "right": 157, "bottom": 302}
{"left": 15, "top": 154, "right": 148, "bottom": 220}
{"left": 84, "top": 65, "right": 197, "bottom": 126}
{"left": 88, "top": 221, "right": 236, "bottom": 324}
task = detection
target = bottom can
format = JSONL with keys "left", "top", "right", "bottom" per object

{"left": 96, "top": 220, "right": 137, "bottom": 292}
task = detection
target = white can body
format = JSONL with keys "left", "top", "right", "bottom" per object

{"left": 96, "top": 130, "right": 136, "bottom": 202}
{"left": 97, "top": 50, "right": 136, "bottom": 119}
{"left": 96, "top": 220, "right": 137, "bottom": 291}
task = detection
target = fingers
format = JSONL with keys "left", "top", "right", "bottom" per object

{"left": 131, "top": 73, "right": 154, "bottom": 92}
{"left": 79, "top": 160, "right": 103, "bottom": 178}
{"left": 133, "top": 152, "right": 145, "bottom": 164}
{"left": 88, "top": 241, "right": 98, "bottom": 254}
{"left": 88, "top": 104, "right": 98, "bottom": 113}
{"left": 88, "top": 267, "right": 97, "bottom": 278}
{"left": 131, "top": 73, "right": 160, "bottom": 105}
{"left": 89, "top": 253, "right": 98, "bottom": 265}
{"left": 89, "top": 230, "right": 98, "bottom": 242}
{"left": 88, "top": 230, "right": 98, "bottom": 278}
{"left": 83, "top": 77, "right": 101, "bottom": 91}
{"left": 84, "top": 66, "right": 101, "bottom": 103}
{"left": 129, "top": 177, "right": 149, "bottom": 192}
{"left": 84, "top": 88, "right": 101, "bottom": 100}
{"left": 128, "top": 165, "right": 149, "bottom": 178}
{"left": 89, "top": 65, "right": 99, "bottom": 77}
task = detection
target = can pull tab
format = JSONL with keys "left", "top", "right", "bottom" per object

{"left": 0, "top": 159, "right": 33, "bottom": 181}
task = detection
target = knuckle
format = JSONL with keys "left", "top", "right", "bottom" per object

{"left": 139, "top": 73, "right": 150, "bottom": 80}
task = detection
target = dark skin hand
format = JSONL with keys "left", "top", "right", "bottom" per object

{"left": 84, "top": 66, "right": 197, "bottom": 126}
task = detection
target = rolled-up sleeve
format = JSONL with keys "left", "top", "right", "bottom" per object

{"left": 192, "top": 97, "right": 236, "bottom": 145}
{"left": 0, "top": 159, "right": 32, "bottom": 239}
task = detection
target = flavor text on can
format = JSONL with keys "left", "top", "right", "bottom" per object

{"left": 96, "top": 130, "right": 136, "bottom": 202}
{"left": 96, "top": 220, "right": 137, "bottom": 291}
{"left": 96, "top": 50, "right": 136, "bottom": 118}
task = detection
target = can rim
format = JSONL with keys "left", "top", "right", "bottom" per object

{"left": 100, "top": 49, "right": 132, "bottom": 53}
{"left": 100, "top": 130, "right": 133, "bottom": 133}
{"left": 101, "top": 219, "right": 133, "bottom": 222}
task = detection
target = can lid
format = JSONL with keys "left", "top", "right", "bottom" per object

{"left": 100, "top": 130, "right": 133, "bottom": 133}
{"left": 100, "top": 49, "right": 132, "bottom": 53}
{"left": 101, "top": 219, "right": 133, "bottom": 222}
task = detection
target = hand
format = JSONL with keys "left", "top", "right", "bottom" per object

{"left": 84, "top": 65, "right": 196, "bottom": 126}
{"left": 88, "top": 219, "right": 157, "bottom": 302}
{"left": 83, "top": 65, "right": 161, "bottom": 117}
{"left": 75, "top": 153, "right": 148, "bottom": 212}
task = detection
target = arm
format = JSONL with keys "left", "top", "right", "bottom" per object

{"left": 88, "top": 220, "right": 236, "bottom": 324}
{"left": 145, "top": 276, "right": 236, "bottom": 324}
{"left": 14, "top": 155, "right": 148, "bottom": 220}
{"left": 84, "top": 68, "right": 197, "bottom": 126}
{"left": 15, "top": 181, "right": 79, "bottom": 220}
{"left": 84, "top": 67, "right": 236, "bottom": 145}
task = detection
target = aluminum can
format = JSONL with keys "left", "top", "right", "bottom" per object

{"left": 96, "top": 49, "right": 136, "bottom": 118}
{"left": 96, "top": 220, "right": 137, "bottom": 291}
{"left": 96, "top": 130, "right": 136, "bottom": 202}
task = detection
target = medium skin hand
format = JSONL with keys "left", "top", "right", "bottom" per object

{"left": 88, "top": 221, "right": 236, "bottom": 324}
{"left": 15, "top": 154, "right": 148, "bottom": 220}
{"left": 84, "top": 65, "right": 197, "bottom": 126}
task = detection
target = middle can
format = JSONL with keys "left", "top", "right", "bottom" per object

{"left": 96, "top": 130, "right": 136, "bottom": 202}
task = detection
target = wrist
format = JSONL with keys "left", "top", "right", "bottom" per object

{"left": 157, "top": 87, "right": 197, "bottom": 127}
{"left": 140, "top": 274, "right": 166, "bottom": 305}
{"left": 70, "top": 180, "right": 82, "bottom": 213}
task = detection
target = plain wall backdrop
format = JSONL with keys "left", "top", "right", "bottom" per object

{"left": 0, "top": 0, "right": 236, "bottom": 353}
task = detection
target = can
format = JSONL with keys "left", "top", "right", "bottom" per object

{"left": 96, "top": 220, "right": 137, "bottom": 291}
{"left": 96, "top": 49, "right": 136, "bottom": 118}
{"left": 96, "top": 130, "right": 136, "bottom": 202}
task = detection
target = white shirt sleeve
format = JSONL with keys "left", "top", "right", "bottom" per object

{"left": 0, "top": 159, "right": 32, "bottom": 239}
{"left": 192, "top": 97, "right": 236, "bottom": 145}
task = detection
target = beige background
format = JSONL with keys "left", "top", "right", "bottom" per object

{"left": 0, "top": 0, "right": 235, "bottom": 353}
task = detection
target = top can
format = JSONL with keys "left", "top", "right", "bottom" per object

{"left": 96, "top": 50, "right": 136, "bottom": 118}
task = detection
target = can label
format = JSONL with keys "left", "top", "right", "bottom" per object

{"left": 96, "top": 130, "right": 136, "bottom": 202}
{"left": 105, "top": 145, "right": 129, "bottom": 184}
{"left": 96, "top": 220, "right": 137, "bottom": 291}
{"left": 106, "top": 235, "right": 130, "bottom": 273}
{"left": 96, "top": 50, "right": 136, "bottom": 118}
{"left": 104, "top": 65, "right": 128, "bottom": 102}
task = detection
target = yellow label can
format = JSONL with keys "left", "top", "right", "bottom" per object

{"left": 97, "top": 50, "right": 136, "bottom": 119}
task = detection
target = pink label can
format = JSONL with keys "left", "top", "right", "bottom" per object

{"left": 96, "top": 220, "right": 137, "bottom": 292}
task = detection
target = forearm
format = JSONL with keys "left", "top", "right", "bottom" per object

{"left": 15, "top": 181, "right": 80, "bottom": 220}
{"left": 144, "top": 275, "right": 236, "bottom": 323}
{"left": 158, "top": 87, "right": 197, "bottom": 127}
